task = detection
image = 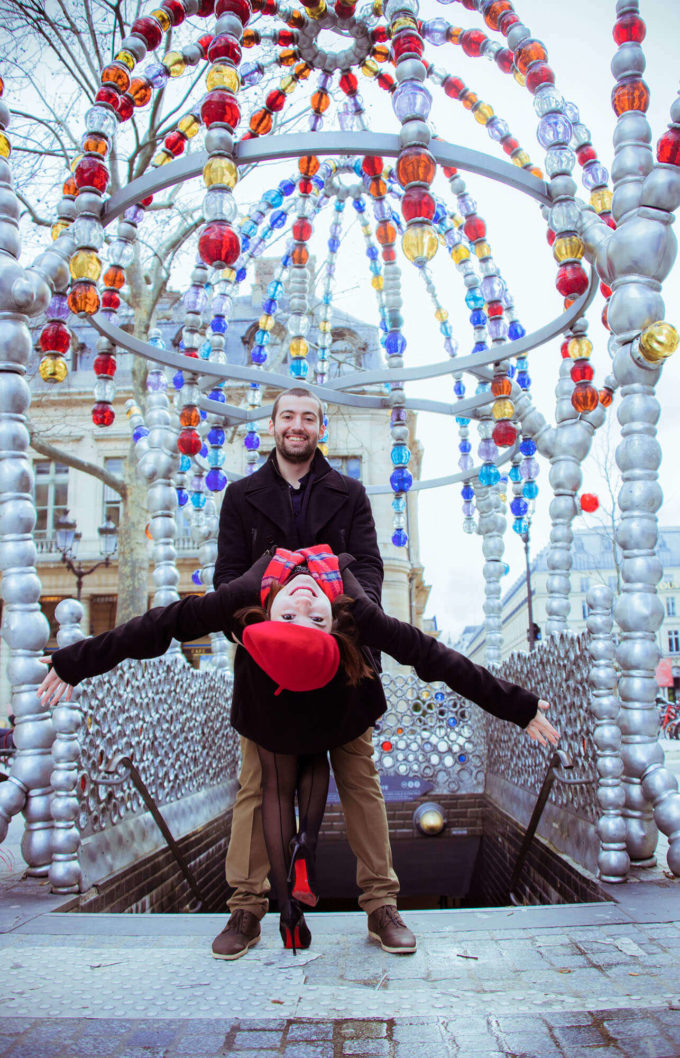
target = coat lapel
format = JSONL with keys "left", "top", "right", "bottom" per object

{"left": 244, "top": 458, "right": 293, "bottom": 535}
{"left": 307, "top": 461, "right": 349, "bottom": 538}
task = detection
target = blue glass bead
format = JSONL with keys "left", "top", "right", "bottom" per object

{"left": 509, "top": 466, "right": 521, "bottom": 482}
{"left": 251, "top": 347, "right": 267, "bottom": 365}
{"left": 192, "top": 569, "right": 203, "bottom": 586}
{"left": 507, "top": 364, "right": 516, "bottom": 379}
{"left": 520, "top": 438, "right": 537, "bottom": 456}
{"left": 392, "top": 528, "right": 408, "bottom": 547}
{"left": 537, "top": 112, "right": 572, "bottom": 148}
{"left": 392, "top": 81, "right": 432, "bottom": 123}
{"left": 433, "top": 203, "right": 446, "bottom": 223}
{"left": 241, "top": 61, "right": 264, "bottom": 86}
{"left": 465, "top": 288, "right": 485, "bottom": 310}
{"left": 517, "top": 371, "right": 531, "bottom": 389}
{"left": 176, "top": 487, "right": 188, "bottom": 507}
{"left": 508, "top": 321, "right": 526, "bottom": 341}
{"left": 456, "top": 416, "right": 470, "bottom": 426}
{"left": 208, "top": 427, "right": 225, "bottom": 446}
{"left": 133, "top": 426, "right": 149, "bottom": 442}
{"left": 279, "top": 178, "right": 295, "bottom": 196}
{"left": 172, "top": 370, "right": 184, "bottom": 390}
{"left": 390, "top": 444, "right": 411, "bottom": 466}
{"left": 459, "top": 439, "right": 471, "bottom": 453}
{"left": 390, "top": 467, "right": 413, "bottom": 492}
{"left": 206, "top": 468, "right": 227, "bottom": 492}
{"left": 472, "top": 341, "right": 488, "bottom": 353}
{"left": 470, "top": 309, "right": 487, "bottom": 327}
{"left": 447, "top": 716, "right": 458, "bottom": 728}
{"left": 191, "top": 492, "right": 207, "bottom": 510}
{"left": 516, "top": 357, "right": 528, "bottom": 370}
{"left": 263, "top": 298, "right": 277, "bottom": 314}
{"left": 244, "top": 432, "right": 260, "bottom": 450}
{"left": 240, "top": 236, "right": 250, "bottom": 252}
{"left": 369, "top": 261, "right": 381, "bottom": 275}
{"left": 200, "top": 340, "right": 212, "bottom": 359}
{"left": 236, "top": 268, "right": 246, "bottom": 282}
{"left": 454, "top": 380, "right": 466, "bottom": 397}
{"left": 322, "top": 292, "right": 332, "bottom": 305}
{"left": 385, "top": 331, "right": 406, "bottom": 356}
{"left": 268, "top": 280, "right": 284, "bottom": 298}
{"left": 209, "top": 388, "right": 225, "bottom": 404}
{"left": 461, "top": 484, "right": 475, "bottom": 500}
{"left": 328, "top": 237, "right": 340, "bottom": 252}
{"left": 440, "top": 321, "right": 452, "bottom": 338}
{"left": 523, "top": 481, "right": 539, "bottom": 500}
{"left": 290, "top": 359, "right": 309, "bottom": 379}
{"left": 392, "top": 496, "right": 406, "bottom": 513}
{"left": 210, "top": 316, "right": 227, "bottom": 334}
{"left": 352, "top": 199, "right": 366, "bottom": 213}
{"left": 510, "top": 497, "right": 528, "bottom": 517}
{"left": 254, "top": 329, "right": 270, "bottom": 346}
{"left": 478, "top": 462, "right": 500, "bottom": 487}
{"left": 145, "top": 62, "right": 170, "bottom": 89}
{"left": 282, "top": 253, "right": 292, "bottom": 268}
{"left": 200, "top": 442, "right": 208, "bottom": 456}
{"left": 512, "top": 517, "right": 529, "bottom": 536}
{"left": 367, "top": 246, "right": 378, "bottom": 260}
{"left": 242, "top": 220, "right": 257, "bottom": 238}
{"left": 582, "top": 160, "right": 609, "bottom": 190}
{"left": 263, "top": 189, "right": 283, "bottom": 208}
{"left": 312, "top": 175, "right": 323, "bottom": 189}
{"left": 179, "top": 455, "right": 191, "bottom": 472}
{"left": 458, "top": 753, "right": 467, "bottom": 763}
{"left": 462, "top": 500, "right": 475, "bottom": 516}
{"left": 444, "top": 338, "right": 458, "bottom": 356}
{"left": 476, "top": 381, "right": 490, "bottom": 394}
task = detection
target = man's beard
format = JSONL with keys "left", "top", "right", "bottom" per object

{"left": 276, "top": 432, "right": 317, "bottom": 463}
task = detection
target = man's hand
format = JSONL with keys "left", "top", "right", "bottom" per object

{"left": 525, "top": 700, "right": 559, "bottom": 747}
{"left": 37, "top": 657, "right": 73, "bottom": 707}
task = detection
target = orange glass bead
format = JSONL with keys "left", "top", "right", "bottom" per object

{"left": 62, "top": 176, "right": 78, "bottom": 197}
{"left": 299, "top": 155, "right": 319, "bottom": 176}
{"left": 291, "top": 245, "right": 309, "bottom": 265}
{"left": 483, "top": 0, "right": 512, "bottom": 31}
{"left": 294, "top": 62, "right": 311, "bottom": 80}
{"left": 180, "top": 405, "right": 201, "bottom": 427}
{"left": 491, "top": 376, "right": 512, "bottom": 397}
{"left": 104, "top": 266, "right": 125, "bottom": 289}
{"left": 81, "top": 134, "right": 109, "bottom": 156}
{"left": 0, "top": 74, "right": 4, "bottom": 97}
{"left": 396, "top": 147, "right": 436, "bottom": 188}
{"left": 461, "top": 91, "right": 478, "bottom": 110}
{"left": 599, "top": 388, "right": 614, "bottom": 408}
{"left": 242, "top": 28, "right": 260, "bottom": 46}
{"left": 612, "top": 77, "right": 650, "bottom": 115}
{"left": 311, "top": 90, "right": 330, "bottom": 112}
{"left": 129, "top": 77, "right": 153, "bottom": 106}
{"left": 376, "top": 221, "right": 396, "bottom": 245}
{"left": 369, "top": 177, "right": 387, "bottom": 197}
{"left": 371, "top": 43, "right": 389, "bottom": 62}
{"left": 571, "top": 383, "right": 599, "bottom": 413}
{"left": 101, "top": 63, "right": 130, "bottom": 91}
{"left": 250, "top": 109, "right": 272, "bottom": 135}
{"left": 287, "top": 8, "right": 304, "bottom": 25}
{"left": 67, "top": 281, "right": 100, "bottom": 316}
{"left": 515, "top": 38, "right": 547, "bottom": 76}
{"left": 279, "top": 47, "right": 297, "bottom": 65}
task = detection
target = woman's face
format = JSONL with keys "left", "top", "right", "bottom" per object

{"left": 268, "top": 575, "right": 333, "bottom": 632}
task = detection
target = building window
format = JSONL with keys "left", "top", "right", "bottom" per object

{"left": 328, "top": 456, "right": 362, "bottom": 480}
{"left": 580, "top": 576, "right": 591, "bottom": 592}
{"left": 667, "top": 597, "right": 677, "bottom": 618}
{"left": 582, "top": 601, "right": 589, "bottom": 619}
{"left": 103, "top": 458, "right": 124, "bottom": 527}
{"left": 34, "top": 461, "right": 69, "bottom": 536}
{"left": 668, "top": 629, "right": 680, "bottom": 654}
{"left": 90, "top": 595, "right": 118, "bottom": 636}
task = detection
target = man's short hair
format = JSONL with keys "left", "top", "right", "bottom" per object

{"left": 271, "top": 387, "right": 324, "bottom": 426}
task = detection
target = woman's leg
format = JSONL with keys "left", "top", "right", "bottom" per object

{"left": 255, "top": 746, "right": 298, "bottom": 908}
{"left": 297, "top": 752, "right": 330, "bottom": 856}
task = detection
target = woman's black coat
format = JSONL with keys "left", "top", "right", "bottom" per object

{"left": 51, "top": 557, "right": 539, "bottom": 755}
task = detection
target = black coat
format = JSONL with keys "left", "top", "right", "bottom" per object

{"left": 213, "top": 449, "right": 383, "bottom": 606}
{"left": 50, "top": 558, "right": 539, "bottom": 755}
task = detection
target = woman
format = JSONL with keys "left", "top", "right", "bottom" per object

{"left": 38, "top": 546, "right": 558, "bottom": 953}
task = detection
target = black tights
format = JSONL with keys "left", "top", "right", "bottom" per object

{"left": 256, "top": 746, "right": 329, "bottom": 910}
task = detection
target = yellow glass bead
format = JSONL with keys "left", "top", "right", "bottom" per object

{"left": 371, "top": 274, "right": 383, "bottom": 290}
{"left": 69, "top": 250, "right": 102, "bottom": 282}
{"left": 639, "top": 321, "right": 679, "bottom": 363}
{"left": 361, "top": 59, "right": 379, "bottom": 78}
{"left": 568, "top": 337, "right": 593, "bottom": 360}
{"left": 319, "top": 319, "right": 332, "bottom": 333}
{"left": 152, "top": 149, "right": 173, "bottom": 166}
{"left": 115, "top": 50, "right": 137, "bottom": 70}
{"left": 258, "top": 314, "right": 275, "bottom": 331}
{"left": 473, "top": 103, "right": 494, "bottom": 125}
{"left": 474, "top": 241, "right": 492, "bottom": 259}
{"left": 126, "top": 403, "right": 142, "bottom": 418}
{"left": 492, "top": 398, "right": 514, "bottom": 420}
{"left": 163, "top": 51, "right": 186, "bottom": 77}
{"left": 203, "top": 156, "right": 238, "bottom": 188}
{"left": 451, "top": 244, "right": 470, "bottom": 264}
{"left": 178, "top": 114, "right": 201, "bottom": 139}
{"left": 591, "top": 188, "right": 613, "bottom": 213}
{"left": 553, "top": 235, "right": 585, "bottom": 262}
{"left": 289, "top": 338, "right": 309, "bottom": 357}
{"left": 512, "top": 150, "right": 531, "bottom": 168}
{"left": 0, "top": 133, "right": 10, "bottom": 158}
{"left": 499, "top": 492, "right": 507, "bottom": 502}
{"left": 318, "top": 443, "right": 329, "bottom": 456}
{"left": 372, "top": 0, "right": 382, "bottom": 13}
{"left": 51, "top": 220, "right": 71, "bottom": 240}
{"left": 306, "top": 1, "right": 327, "bottom": 19}
{"left": 222, "top": 267, "right": 237, "bottom": 282}
{"left": 280, "top": 75, "right": 297, "bottom": 93}
{"left": 435, "top": 308, "right": 448, "bottom": 322}
{"left": 70, "top": 154, "right": 83, "bottom": 172}
{"left": 206, "top": 64, "right": 241, "bottom": 93}
{"left": 391, "top": 15, "right": 416, "bottom": 31}
{"left": 39, "top": 355, "right": 68, "bottom": 384}
{"left": 513, "top": 68, "right": 526, "bottom": 87}
{"left": 151, "top": 8, "right": 171, "bottom": 30}
{"left": 401, "top": 223, "right": 438, "bottom": 266}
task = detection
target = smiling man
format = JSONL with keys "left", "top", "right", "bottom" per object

{"left": 212, "top": 386, "right": 417, "bottom": 960}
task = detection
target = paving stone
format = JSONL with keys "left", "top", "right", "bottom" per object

{"left": 552, "top": 1023, "right": 608, "bottom": 1048}
{"left": 232, "top": 1030, "right": 284, "bottom": 1049}
{"left": 342, "top": 1040, "right": 391, "bottom": 1056}
{"left": 286, "top": 1022, "right": 334, "bottom": 1041}
{"left": 282, "top": 1043, "right": 334, "bottom": 1058}
{"left": 236, "top": 1020, "right": 286, "bottom": 1031}
{"left": 496, "top": 1032, "right": 564, "bottom": 1058}
{"left": 341, "top": 1022, "right": 388, "bottom": 1038}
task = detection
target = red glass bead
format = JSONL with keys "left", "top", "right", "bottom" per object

{"left": 131, "top": 16, "right": 163, "bottom": 50}
{"left": 298, "top": 178, "right": 314, "bottom": 194}
{"left": 376, "top": 221, "right": 397, "bottom": 245}
{"left": 340, "top": 71, "right": 358, "bottom": 95}
{"left": 178, "top": 428, "right": 202, "bottom": 455}
{"left": 299, "top": 155, "right": 319, "bottom": 176}
{"left": 40, "top": 322, "right": 71, "bottom": 354}
{"left": 460, "top": 29, "right": 486, "bottom": 58}
{"left": 599, "top": 388, "right": 614, "bottom": 408}
{"left": 657, "top": 127, "right": 680, "bottom": 167}
{"left": 207, "top": 33, "right": 242, "bottom": 65}
{"left": 395, "top": 146, "right": 436, "bottom": 188}
{"left": 580, "top": 492, "right": 599, "bottom": 513}
{"left": 196, "top": 0, "right": 216, "bottom": 12}
{"left": 600, "top": 282, "right": 612, "bottom": 298}
{"left": 613, "top": 13, "right": 645, "bottom": 44}
{"left": 198, "top": 34, "right": 214, "bottom": 55}
{"left": 525, "top": 62, "right": 554, "bottom": 94}
{"left": 391, "top": 31, "right": 424, "bottom": 61}
{"left": 362, "top": 156, "right": 383, "bottom": 177}
{"left": 546, "top": 228, "right": 555, "bottom": 246}
{"left": 612, "top": 78, "right": 649, "bottom": 115}
{"left": 200, "top": 89, "right": 241, "bottom": 131}
{"left": 198, "top": 222, "right": 240, "bottom": 268}
{"left": 401, "top": 187, "right": 435, "bottom": 222}
{"left": 601, "top": 302, "right": 610, "bottom": 331}
{"left": 443, "top": 76, "right": 465, "bottom": 99}
{"left": 492, "top": 420, "right": 517, "bottom": 447}
{"left": 377, "top": 72, "right": 394, "bottom": 91}
{"left": 335, "top": 0, "right": 355, "bottom": 15}
{"left": 277, "top": 29, "right": 294, "bottom": 44}
{"left": 117, "top": 94, "right": 134, "bottom": 122}
{"left": 498, "top": 10, "right": 518, "bottom": 35}
{"left": 556, "top": 263, "right": 588, "bottom": 297}
{"left": 463, "top": 215, "right": 486, "bottom": 242}
{"left": 382, "top": 246, "right": 397, "bottom": 263}
{"left": 68, "top": 281, "right": 100, "bottom": 315}
{"left": 494, "top": 48, "right": 514, "bottom": 73}
{"left": 292, "top": 218, "right": 312, "bottom": 241}
{"left": 560, "top": 340, "right": 570, "bottom": 359}
{"left": 266, "top": 89, "right": 286, "bottom": 112}
{"left": 291, "top": 245, "right": 309, "bottom": 265}
{"left": 216, "top": 0, "right": 251, "bottom": 21}
{"left": 164, "top": 130, "right": 186, "bottom": 156}
{"left": 514, "top": 38, "right": 547, "bottom": 76}
{"left": 250, "top": 109, "right": 272, "bottom": 135}
{"left": 162, "top": 0, "right": 186, "bottom": 25}
{"left": 571, "top": 383, "right": 599, "bottom": 414}
{"left": 570, "top": 361, "right": 594, "bottom": 383}
{"left": 74, "top": 156, "right": 109, "bottom": 192}
{"left": 577, "top": 144, "right": 596, "bottom": 165}
{"left": 101, "top": 290, "right": 120, "bottom": 310}
{"left": 502, "top": 137, "right": 519, "bottom": 156}
{"left": 381, "top": 740, "right": 392, "bottom": 752}
{"left": 104, "top": 266, "right": 125, "bottom": 289}
{"left": 604, "top": 215, "right": 617, "bottom": 230}
{"left": 372, "top": 25, "right": 388, "bottom": 42}
{"left": 487, "top": 301, "right": 503, "bottom": 317}
{"left": 96, "top": 86, "right": 121, "bottom": 110}
{"left": 461, "top": 0, "right": 476, "bottom": 7}
{"left": 483, "top": 0, "right": 512, "bottom": 31}
{"left": 94, "top": 354, "right": 117, "bottom": 377}
{"left": 92, "top": 403, "right": 115, "bottom": 427}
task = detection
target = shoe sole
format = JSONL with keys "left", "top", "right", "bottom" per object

{"left": 211, "top": 934, "right": 260, "bottom": 961}
{"left": 367, "top": 930, "right": 417, "bottom": 955}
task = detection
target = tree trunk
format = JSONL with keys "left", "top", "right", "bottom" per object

{"left": 115, "top": 436, "right": 150, "bottom": 624}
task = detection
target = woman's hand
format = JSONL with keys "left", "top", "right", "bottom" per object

{"left": 37, "top": 657, "right": 74, "bottom": 708}
{"left": 525, "top": 700, "right": 559, "bottom": 747}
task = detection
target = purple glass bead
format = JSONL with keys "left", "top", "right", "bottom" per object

{"left": 536, "top": 112, "right": 572, "bottom": 149}
{"left": 488, "top": 317, "right": 508, "bottom": 341}
{"left": 458, "top": 455, "right": 474, "bottom": 473}
{"left": 478, "top": 438, "right": 498, "bottom": 461}
{"left": 520, "top": 457, "right": 540, "bottom": 479}
{"left": 457, "top": 194, "right": 477, "bottom": 217}
{"left": 390, "top": 406, "right": 407, "bottom": 425}
{"left": 146, "top": 369, "right": 167, "bottom": 392}
{"left": 145, "top": 62, "right": 170, "bottom": 89}
{"left": 481, "top": 275, "right": 505, "bottom": 301}
{"left": 422, "top": 17, "right": 449, "bottom": 45}
{"left": 183, "top": 286, "right": 208, "bottom": 313}
{"left": 392, "top": 82, "right": 432, "bottom": 123}
{"left": 462, "top": 501, "right": 475, "bottom": 516}
{"left": 124, "top": 205, "right": 145, "bottom": 225}
{"left": 47, "top": 294, "right": 70, "bottom": 321}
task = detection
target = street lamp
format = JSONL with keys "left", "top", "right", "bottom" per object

{"left": 521, "top": 525, "right": 540, "bottom": 652}
{"left": 55, "top": 513, "right": 118, "bottom": 600}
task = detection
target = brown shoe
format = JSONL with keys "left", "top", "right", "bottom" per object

{"left": 367, "top": 905, "right": 417, "bottom": 954}
{"left": 212, "top": 909, "right": 261, "bottom": 961}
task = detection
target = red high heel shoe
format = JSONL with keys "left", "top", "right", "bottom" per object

{"left": 287, "top": 834, "right": 318, "bottom": 907}
{"left": 279, "top": 899, "right": 312, "bottom": 955}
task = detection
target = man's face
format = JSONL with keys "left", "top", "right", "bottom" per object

{"left": 269, "top": 395, "right": 322, "bottom": 464}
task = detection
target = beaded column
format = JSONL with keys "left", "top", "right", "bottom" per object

{"left": 48, "top": 599, "right": 86, "bottom": 893}
{"left": 475, "top": 481, "right": 506, "bottom": 666}
{"left": 586, "top": 585, "right": 629, "bottom": 883}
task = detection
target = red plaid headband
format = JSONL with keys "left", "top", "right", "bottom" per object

{"left": 260, "top": 545, "right": 343, "bottom": 606}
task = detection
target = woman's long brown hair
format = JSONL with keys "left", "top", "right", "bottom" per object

{"left": 233, "top": 588, "right": 374, "bottom": 687}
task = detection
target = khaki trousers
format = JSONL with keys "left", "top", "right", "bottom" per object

{"left": 225, "top": 729, "right": 399, "bottom": 918}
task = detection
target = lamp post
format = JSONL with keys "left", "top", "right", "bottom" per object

{"left": 55, "top": 513, "right": 118, "bottom": 600}
{"left": 521, "top": 526, "right": 536, "bottom": 652}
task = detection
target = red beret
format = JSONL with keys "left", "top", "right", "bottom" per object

{"left": 242, "top": 622, "right": 340, "bottom": 694}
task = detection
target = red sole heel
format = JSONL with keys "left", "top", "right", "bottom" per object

{"left": 282, "top": 925, "right": 301, "bottom": 952}
{"left": 291, "top": 860, "right": 318, "bottom": 907}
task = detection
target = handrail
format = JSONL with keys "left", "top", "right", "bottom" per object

{"left": 507, "top": 749, "right": 597, "bottom": 904}
{"left": 96, "top": 754, "right": 208, "bottom": 911}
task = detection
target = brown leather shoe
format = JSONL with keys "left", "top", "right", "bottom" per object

{"left": 212, "top": 910, "right": 261, "bottom": 961}
{"left": 367, "top": 905, "right": 417, "bottom": 954}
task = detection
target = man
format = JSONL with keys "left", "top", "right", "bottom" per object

{"left": 211, "top": 387, "right": 416, "bottom": 958}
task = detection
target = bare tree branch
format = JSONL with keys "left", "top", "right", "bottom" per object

{"left": 29, "top": 426, "right": 128, "bottom": 498}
